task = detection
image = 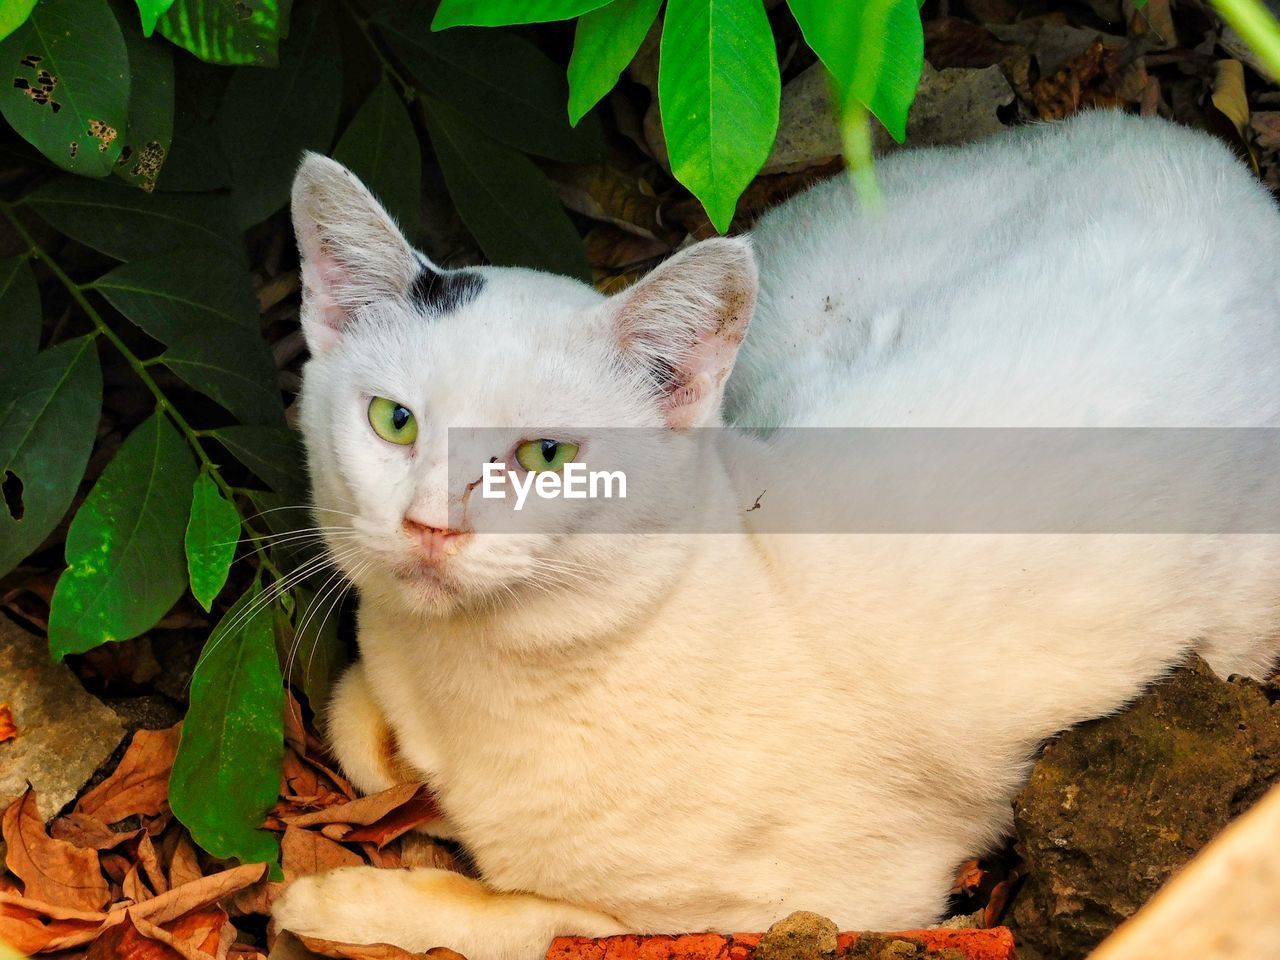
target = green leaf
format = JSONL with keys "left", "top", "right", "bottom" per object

{"left": 0, "top": 336, "right": 101, "bottom": 579}
{"left": 0, "top": 0, "right": 37, "bottom": 42}
{"left": 158, "top": 0, "right": 290, "bottom": 66}
{"left": 659, "top": 0, "right": 780, "bottom": 233}
{"left": 377, "top": 7, "right": 605, "bottom": 163}
{"left": 0, "top": 255, "right": 40, "bottom": 356}
{"left": 135, "top": 0, "right": 175, "bottom": 34}
{"left": 279, "top": 585, "right": 343, "bottom": 712}
{"left": 113, "top": 4, "right": 174, "bottom": 191}
{"left": 333, "top": 77, "right": 422, "bottom": 239}
{"left": 433, "top": 0, "right": 613, "bottom": 28}
{"left": 27, "top": 175, "right": 242, "bottom": 262}
{"left": 787, "top": 0, "right": 923, "bottom": 143}
{"left": 423, "top": 97, "right": 590, "bottom": 280}
{"left": 94, "top": 249, "right": 284, "bottom": 425}
{"left": 185, "top": 469, "right": 239, "bottom": 611}
{"left": 216, "top": 0, "right": 341, "bottom": 227}
{"left": 211, "top": 424, "right": 304, "bottom": 496}
{"left": 567, "top": 0, "right": 661, "bottom": 125}
{"left": 170, "top": 581, "right": 283, "bottom": 870}
{"left": 0, "top": 0, "right": 130, "bottom": 176}
{"left": 48, "top": 412, "right": 198, "bottom": 658}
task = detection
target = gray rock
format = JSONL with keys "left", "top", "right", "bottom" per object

{"left": 0, "top": 617, "right": 125, "bottom": 819}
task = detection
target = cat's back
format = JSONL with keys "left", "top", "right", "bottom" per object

{"left": 726, "top": 111, "right": 1280, "bottom": 428}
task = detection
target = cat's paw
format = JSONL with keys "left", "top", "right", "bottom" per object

{"left": 273, "top": 866, "right": 433, "bottom": 950}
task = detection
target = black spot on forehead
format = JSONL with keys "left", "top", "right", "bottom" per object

{"left": 408, "top": 261, "right": 484, "bottom": 316}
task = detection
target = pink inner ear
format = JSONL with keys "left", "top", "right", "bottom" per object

{"left": 300, "top": 244, "right": 351, "bottom": 349}
{"left": 658, "top": 319, "right": 749, "bottom": 429}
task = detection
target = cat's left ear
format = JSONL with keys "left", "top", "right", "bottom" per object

{"left": 291, "top": 153, "right": 420, "bottom": 353}
{"left": 604, "top": 237, "right": 757, "bottom": 428}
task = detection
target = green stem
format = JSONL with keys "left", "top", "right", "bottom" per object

{"left": 0, "top": 201, "right": 284, "bottom": 583}
{"left": 1211, "top": 0, "right": 1280, "bottom": 80}
{"left": 839, "top": 99, "right": 883, "bottom": 211}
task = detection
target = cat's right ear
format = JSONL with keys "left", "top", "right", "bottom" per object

{"left": 291, "top": 153, "right": 420, "bottom": 354}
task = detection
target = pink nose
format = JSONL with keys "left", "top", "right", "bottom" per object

{"left": 402, "top": 517, "right": 469, "bottom": 563}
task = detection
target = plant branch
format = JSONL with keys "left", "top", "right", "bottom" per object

{"left": 0, "top": 200, "right": 285, "bottom": 583}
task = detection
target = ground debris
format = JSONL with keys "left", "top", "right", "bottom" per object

{"left": 1008, "top": 656, "right": 1280, "bottom": 959}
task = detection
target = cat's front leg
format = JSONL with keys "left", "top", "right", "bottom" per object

{"left": 326, "top": 662, "right": 460, "bottom": 841}
{"left": 273, "top": 866, "right": 628, "bottom": 960}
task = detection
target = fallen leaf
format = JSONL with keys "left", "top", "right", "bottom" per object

{"left": 0, "top": 893, "right": 106, "bottom": 953}
{"left": 87, "top": 912, "right": 186, "bottom": 960}
{"left": 952, "top": 858, "right": 986, "bottom": 896}
{"left": 166, "top": 834, "right": 205, "bottom": 890}
{"left": 49, "top": 812, "right": 144, "bottom": 850}
{"left": 1207, "top": 59, "right": 1260, "bottom": 173}
{"left": 284, "top": 783, "right": 429, "bottom": 832}
{"left": 281, "top": 826, "right": 362, "bottom": 881}
{"left": 2, "top": 788, "right": 111, "bottom": 911}
{"left": 0, "top": 704, "right": 15, "bottom": 743}
{"left": 295, "top": 932, "right": 468, "bottom": 960}
{"left": 77, "top": 725, "right": 181, "bottom": 825}
{"left": 924, "top": 18, "right": 1009, "bottom": 68}
{"left": 162, "top": 907, "right": 235, "bottom": 959}
{"left": 1031, "top": 36, "right": 1108, "bottom": 119}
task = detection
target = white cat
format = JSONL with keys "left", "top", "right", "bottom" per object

{"left": 273, "top": 111, "right": 1280, "bottom": 957}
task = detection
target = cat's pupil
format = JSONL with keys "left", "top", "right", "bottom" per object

{"left": 540, "top": 440, "right": 558, "bottom": 462}
{"left": 392, "top": 407, "right": 410, "bottom": 430}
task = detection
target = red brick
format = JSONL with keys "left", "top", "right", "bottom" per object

{"left": 548, "top": 928, "right": 1016, "bottom": 960}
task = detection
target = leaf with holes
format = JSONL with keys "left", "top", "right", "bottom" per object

{"left": 48, "top": 412, "right": 197, "bottom": 659}
{"left": 114, "top": 7, "right": 174, "bottom": 191}
{"left": 158, "top": 0, "right": 291, "bottom": 66}
{"left": 0, "top": 336, "right": 101, "bottom": 580}
{"left": 0, "top": 0, "right": 37, "bottom": 42}
{"left": 0, "top": 255, "right": 40, "bottom": 356}
{"left": 567, "top": 0, "right": 661, "bottom": 125}
{"left": 216, "top": 0, "right": 341, "bottom": 227}
{"left": 27, "top": 175, "right": 242, "bottom": 262}
{"left": 433, "top": 0, "right": 613, "bottom": 28}
{"left": 0, "top": 0, "right": 130, "bottom": 176}
{"left": 424, "top": 96, "right": 590, "bottom": 280}
{"left": 659, "top": 0, "right": 780, "bottom": 232}
{"left": 333, "top": 77, "right": 422, "bottom": 239}
{"left": 134, "top": 0, "right": 175, "bottom": 34}
{"left": 186, "top": 469, "right": 240, "bottom": 611}
{"left": 378, "top": 4, "right": 605, "bottom": 163}
{"left": 94, "top": 249, "right": 283, "bottom": 425}
{"left": 787, "top": 0, "right": 924, "bottom": 143}
{"left": 171, "top": 581, "right": 283, "bottom": 870}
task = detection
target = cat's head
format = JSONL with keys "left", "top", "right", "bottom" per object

{"left": 291, "top": 154, "right": 756, "bottom": 641}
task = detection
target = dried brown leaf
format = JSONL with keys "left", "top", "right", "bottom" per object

{"left": 0, "top": 893, "right": 105, "bottom": 954}
{"left": 76, "top": 725, "right": 181, "bottom": 825}
{"left": 2, "top": 788, "right": 111, "bottom": 911}
{"left": 87, "top": 912, "right": 186, "bottom": 960}
{"left": 284, "top": 783, "right": 426, "bottom": 830}
{"left": 295, "top": 932, "right": 468, "bottom": 960}
{"left": 49, "top": 813, "right": 144, "bottom": 851}
{"left": 0, "top": 703, "right": 16, "bottom": 743}
{"left": 282, "top": 826, "right": 362, "bottom": 881}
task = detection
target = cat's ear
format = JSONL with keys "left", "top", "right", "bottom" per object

{"left": 291, "top": 153, "right": 421, "bottom": 353}
{"left": 606, "top": 237, "right": 757, "bottom": 428}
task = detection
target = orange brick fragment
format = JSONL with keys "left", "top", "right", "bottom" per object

{"left": 548, "top": 928, "right": 1016, "bottom": 960}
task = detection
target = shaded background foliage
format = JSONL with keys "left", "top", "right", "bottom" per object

{"left": 0, "top": 0, "right": 1279, "bottom": 884}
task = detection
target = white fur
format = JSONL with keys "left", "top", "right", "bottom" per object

{"left": 274, "top": 113, "right": 1280, "bottom": 955}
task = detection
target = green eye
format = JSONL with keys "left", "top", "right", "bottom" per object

{"left": 368, "top": 397, "right": 418, "bottom": 445}
{"left": 516, "top": 438, "right": 579, "bottom": 472}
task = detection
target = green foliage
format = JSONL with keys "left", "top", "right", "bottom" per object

{"left": 217, "top": 1, "right": 341, "bottom": 226}
{"left": 0, "top": 0, "right": 130, "bottom": 176}
{"left": 567, "top": 0, "right": 661, "bottom": 125}
{"left": 788, "top": 0, "right": 924, "bottom": 143}
{"left": 185, "top": 469, "right": 241, "bottom": 611}
{"left": 48, "top": 412, "right": 197, "bottom": 658}
{"left": 659, "top": 0, "right": 780, "bottom": 233}
{"left": 0, "top": 0, "right": 38, "bottom": 42}
{"left": 1212, "top": 0, "right": 1280, "bottom": 79}
{"left": 333, "top": 77, "right": 422, "bottom": 238}
{"left": 0, "top": 336, "right": 101, "bottom": 579}
{"left": 434, "top": 0, "right": 613, "bottom": 28}
{"left": 158, "top": 0, "right": 291, "bottom": 65}
{"left": 424, "top": 95, "right": 591, "bottom": 278}
{"left": 114, "top": 6, "right": 175, "bottom": 190}
{"left": 170, "top": 582, "right": 284, "bottom": 871}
